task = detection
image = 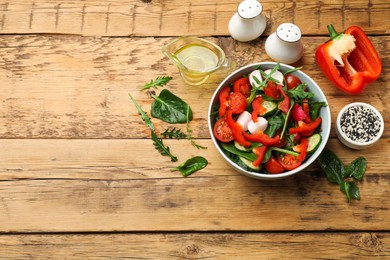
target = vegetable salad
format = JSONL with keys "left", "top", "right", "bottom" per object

{"left": 212, "top": 64, "right": 327, "bottom": 174}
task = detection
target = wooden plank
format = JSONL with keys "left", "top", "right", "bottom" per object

{"left": 0, "top": 139, "right": 389, "bottom": 232}
{"left": 0, "top": 233, "right": 389, "bottom": 258}
{"left": 0, "top": 36, "right": 388, "bottom": 139}
{"left": 0, "top": 138, "right": 388, "bottom": 180}
{"left": 0, "top": 0, "right": 388, "bottom": 36}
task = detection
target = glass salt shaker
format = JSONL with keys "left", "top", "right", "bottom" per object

{"left": 265, "top": 23, "right": 303, "bottom": 64}
{"left": 228, "top": 0, "right": 267, "bottom": 42}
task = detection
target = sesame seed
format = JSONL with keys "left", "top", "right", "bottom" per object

{"left": 340, "top": 105, "right": 381, "bottom": 143}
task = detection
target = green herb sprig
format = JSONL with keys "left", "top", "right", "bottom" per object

{"left": 141, "top": 76, "right": 173, "bottom": 91}
{"left": 318, "top": 149, "right": 367, "bottom": 202}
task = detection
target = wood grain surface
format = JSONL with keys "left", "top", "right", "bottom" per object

{"left": 0, "top": 0, "right": 389, "bottom": 258}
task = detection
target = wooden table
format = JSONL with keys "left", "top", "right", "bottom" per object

{"left": 0, "top": 0, "right": 389, "bottom": 258}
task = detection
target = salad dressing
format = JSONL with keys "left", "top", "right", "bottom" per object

{"left": 174, "top": 44, "right": 219, "bottom": 72}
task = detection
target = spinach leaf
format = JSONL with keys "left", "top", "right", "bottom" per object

{"left": 344, "top": 157, "right": 367, "bottom": 181}
{"left": 172, "top": 156, "right": 208, "bottom": 177}
{"left": 151, "top": 89, "right": 193, "bottom": 123}
{"left": 318, "top": 149, "right": 366, "bottom": 203}
{"left": 317, "top": 149, "right": 344, "bottom": 184}
{"left": 340, "top": 181, "right": 360, "bottom": 202}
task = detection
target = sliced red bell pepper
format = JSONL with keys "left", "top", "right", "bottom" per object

{"left": 242, "top": 131, "right": 280, "bottom": 146}
{"left": 226, "top": 109, "right": 251, "bottom": 147}
{"left": 218, "top": 86, "right": 231, "bottom": 117}
{"left": 277, "top": 85, "right": 290, "bottom": 114}
{"left": 315, "top": 24, "right": 382, "bottom": 95}
{"left": 289, "top": 117, "right": 322, "bottom": 134}
{"left": 251, "top": 96, "right": 266, "bottom": 122}
{"left": 293, "top": 137, "right": 309, "bottom": 161}
{"left": 252, "top": 146, "right": 268, "bottom": 167}
{"left": 264, "top": 81, "right": 281, "bottom": 99}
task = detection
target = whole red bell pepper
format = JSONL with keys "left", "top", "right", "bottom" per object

{"left": 315, "top": 24, "right": 382, "bottom": 95}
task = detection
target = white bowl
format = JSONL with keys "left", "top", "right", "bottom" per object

{"left": 336, "top": 102, "right": 384, "bottom": 150}
{"left": 208, "top": 62, "right": 331, "bottom": 180}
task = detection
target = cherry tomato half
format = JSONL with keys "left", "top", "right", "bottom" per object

{"left": 285, "top": 74, "right": 302, "bottom": 90}
{"left": 277, "top": 154, "right": 303, "bottom": 171}
{"left": 264, "top": 155, "right": 285, "bottom": 174}
{"left": 228, "top": 92, "right": 247, "bottom": 114}
{"left": 264, "top": 81, "right": 281, "bottom": 99}
{"left": 233, "top": 77, "right": 252, "bottom": 98}
{"left": 213, "top": 117, "right": 234, "bottom": 143}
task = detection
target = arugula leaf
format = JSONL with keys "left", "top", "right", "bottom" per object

{"left": 128, "top": 93, "right": 155, "bottom": 131}
{"left": 288, "top": 83, "right": 314, "bottom": 101}
{"left": 151, "top": 89, "right": 193, "bottom": 123}
{"left": 344, "top": 157, "right": 367, "bottom": 181}
{"left": 185, "top": 104, "right": 207, "bottom": 150}
{"left": 309, "top": 101, "right": 327, "bottom": 120}
{"left": 264, "top": 114, "right": 284, "bottom": 137}
{"left": 317, "top": 149, "right": 344, "bottom": 184}
{"left": 129, "top": 92, "right": 177, "bottom": 162}
{"left": 141, "top": 76, "right": 172, "bottom": 90}
{"left": 171, "top": 156, "right": 208, "bottom": 177}
{"left": 280, "top": 100, "right": 295, "bottom": 139}
{"left": 161, "top": 127, "right": 187, "bottom": 139}
{"left": 151, "top": 131, "right": 178, "bottom": 162}
{"left": 283, "top": 67, "right": 303, "bottom": 75}
{"left": 247, "top": 63, "right": 281, "bottom": 105}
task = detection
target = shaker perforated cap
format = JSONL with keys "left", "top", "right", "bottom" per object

{"left": 237, "top": 0, "right": 263, "bottom": 19}
{"left": 276, "top": 23, "right": 302, "bottom": 43}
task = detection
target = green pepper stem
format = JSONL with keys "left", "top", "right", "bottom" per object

{"left": 327, "top": 24, "right": 341, "bottom": 40}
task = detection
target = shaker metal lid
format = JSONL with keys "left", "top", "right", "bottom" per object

{"left": 237, "top": 0, "right": 263, "bottom": 19}
{"left": 276, "top": 23, "right": 302, "bottom": 43}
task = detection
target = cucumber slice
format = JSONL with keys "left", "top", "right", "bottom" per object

{"left": 234, "top": 141, "right": 262, "bottom": 152}
{"left": 307, "top": 133, "right": 322, "bottom": 154}
{"left": 234, "top": 141, "right": 252, "bottom": 152}
{"left": 260, "top": 100, "right": 277, "bottom": 116}
{"left": 239, "top": 156, "right": 261, "bottom": 171}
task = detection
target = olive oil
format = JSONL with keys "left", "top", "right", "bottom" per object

{"left": 174, "top": 44, "right": 219, "bottom": 72}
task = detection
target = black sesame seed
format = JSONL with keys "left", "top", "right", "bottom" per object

{"left": 340, "top": 105, "right": 381, "bottom": 143}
